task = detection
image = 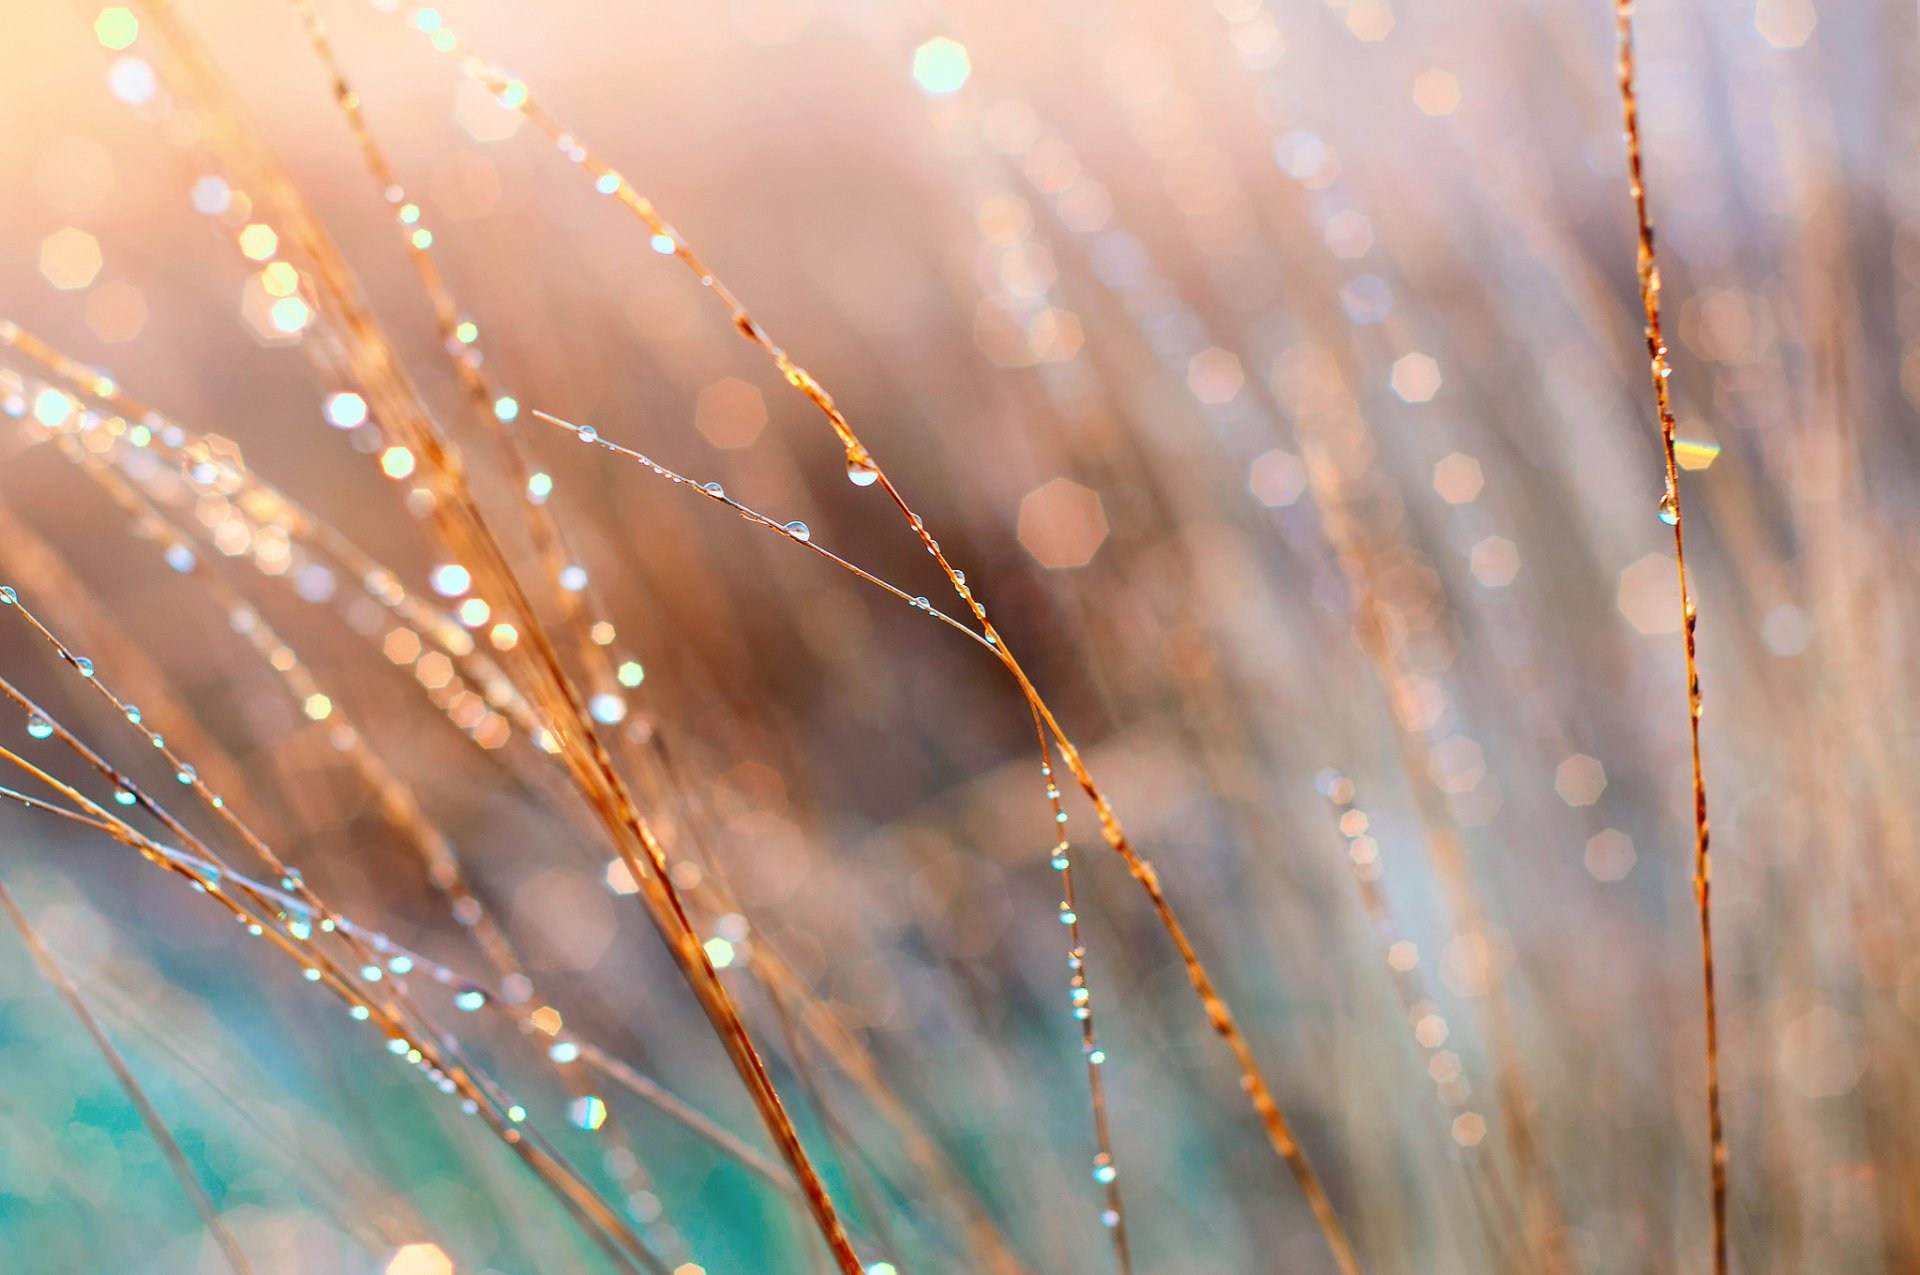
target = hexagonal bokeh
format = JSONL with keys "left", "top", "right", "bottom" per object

{"left": 695, "top": 377, "right": 768, "bottom": 449}
{"left": 38, "top": 226, "right": 102, "bottom": 290}
{"left": 1187, "top": 346, "right": 1245, "bottom": 404}
{"left": 1018, "top": 477, "right": 1109, "bottom": 568}
{"left": 385, "top": 1245, "right": 454, "bottom": 1275}
{"left": 1584, "top": 829, "right": 1637, "bottom": 882}
{"left": 238, "top": 271, "right": 307, "bottom": 346}
{"left": 1469, "top": 535, "right": 1520, "bottom": 587}
{"left": 1248, "top": 448, "right": 1307, "bottom": 508}
{"left": 1554, "top": 753, "right": 1607, "bottom": 806}
{"left": 1618, "top": 552, "right": 1682, "bottom": 635}
{"left": 1432, "top": 452, "right": 1483, "bottom": 504}
{"left": 1390, "top": 351, "right": 1442, "bottom": 403}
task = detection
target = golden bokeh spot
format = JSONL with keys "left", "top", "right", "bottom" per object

{"left": 237, "top": 223, "right": 278, "bottom": 261}
{"left": 1432, "top": 453, "right": 1483, "bottom": 504}
{"left": 695, "top": 377, "right": 768, "bottom": 449}
{"left": 260, "top": 261, "right": 300, "bottom": 297}
{"left": 1018, "top": 478, "right": 1109, "bottom": 569}
{"left": 1468, "top": 535, "right": 1519, "bottom": 588}
{"left": 1186, "top": 346, "right": 1244, "bottom": 404}
{"left": 39, "top": 227, "right": 103, "bottom": 290}
{"left": 1584, "top": 829, "right": 1636, "bottom": 882}
{"left": 1248, "top": 448, "right": 1307, "bottom": 508}
{"left": 1553, "top": 754, "right": 1606, "bottom": 807}
{"left": 1390, "top": 352, "right": 1442, "bottom": 403}
{"left": 1413, "top": 68, "right": 1461, "bottom": 117}
{"left": 386, "top": 1244, "right": 452, "bottom": 1275}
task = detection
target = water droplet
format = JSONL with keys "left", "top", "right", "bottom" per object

{"left": 1058, "top": 903, "right": 1077, "bottom": 925}
{"left": 26, "top": 715, "right": 53, "bottom": 740}
{"left": 1657, "top": 491, "right": 1679, "bottom": 526}
{"left": 846, "top": 454, "right": 879, "bottom": 486}
{"left": 454, "top": 988, "right": 487, "bottom": 1012}
{"left": 576, "top": 425, "right": 598, "bottom": 443}
{"left": 783, "top": 520, "right": 811, "bottom": 542}
{"left": 702, "top": 482, "right": 725, "bottom": 497}
{"left": 1101, "top": 1209, "right": 1120, "bottom": 1228}
{"left": 175, "top": 764, "right": 196, "bottom": 785}
{"left": 1093, "top": 1161, "right": 1117, "bottom": 1185}
{"left": 124, "top": 705, "right": 141, "bottom": 724}
{"left": 73, "top": 657, "right": 94, "bottom": 678}
{"left": 113, "top": 786, "right": 136, "bottom": 805}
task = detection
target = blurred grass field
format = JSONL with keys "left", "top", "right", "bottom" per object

{"left": 1, "top": 1, "right": 1917, "bottom": 1271}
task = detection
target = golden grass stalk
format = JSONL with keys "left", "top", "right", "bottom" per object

{"left": 1612, "top": 4, "right": 1726, "bottom": 1270}
{"left": 0, "top": 599, "right": 671, "bottom": 1270}
{"left": 441, "top": 30, "right": 1371, "bottom": 1233}
{"left": 127, "top": 4, "right": 868, "bottom": 1264}
{"left": 4, "top": 321, "right": 1013, "bottom": 1270}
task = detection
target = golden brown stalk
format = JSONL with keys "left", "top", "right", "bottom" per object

{"left": 1613, "top": 6, "right": 1726, "bottom": 1271}
{"left": 0, "top": 878, "right": 255, "bottom": 1275}
{"left": 0, "top": 608, "right": 663, "bottom": 1272}
{"left": 3, "top": 333, "right": 983, "bottom": 1269}
{"left": 534, "top": 403, "right": 1360, "bottom": 1272}
{"left": 434, "top": 49, "right": 1363, "bottom": 1265}
{"left": 128, "top": 5, "right": 866, "bottom": 1265}
{"left": 285, "top": 0, "right": 628, "bottom": 714}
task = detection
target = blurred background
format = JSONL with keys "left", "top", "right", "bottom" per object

{"left": 1, "top": 0, "right": 1916, "bottom": 1271}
